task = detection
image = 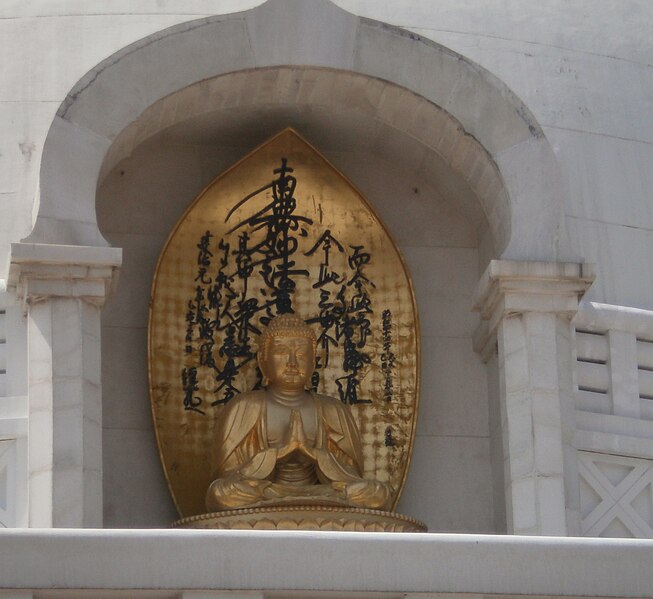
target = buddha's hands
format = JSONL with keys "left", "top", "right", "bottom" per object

{"left": 277, "top": 409, "right": 316, "bottom": 461}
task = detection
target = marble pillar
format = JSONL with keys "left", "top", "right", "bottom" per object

{"left": 9, "top": 243, "right": 121, "bottom": 527}
{"left": 474, "top": 260, "right": 594, "bottom": 535}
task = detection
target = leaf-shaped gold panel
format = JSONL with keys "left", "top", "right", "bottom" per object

{"left": 149, "top": 129, "right": 420, "bottom": 517}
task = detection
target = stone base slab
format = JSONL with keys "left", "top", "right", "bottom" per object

{"left": 173, "top": 506, "right": 427, "bottom": 532}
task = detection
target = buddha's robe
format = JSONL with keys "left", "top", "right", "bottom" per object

{"left": 205, "top": 391, "right": 391, "bottom": 510}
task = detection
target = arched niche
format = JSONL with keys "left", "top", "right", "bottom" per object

{"left": 24, "top": 0, "right": 569, "bottom": 530}
{"left": 95, "top": 78, "right": 498, "bottom": 529}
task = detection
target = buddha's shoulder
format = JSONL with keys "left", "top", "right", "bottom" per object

{"left": 224, "top": 390, "right": 266, "bottom": 411}
{"left": 313, "top": 393, "right": 347, "bottom": 411}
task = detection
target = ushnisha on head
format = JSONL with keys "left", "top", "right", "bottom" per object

{"left": 258, "top": 313, "right": 317, "bottom": 361}
{"left": 257, "top": 313, "right": 317, "bottom": 390}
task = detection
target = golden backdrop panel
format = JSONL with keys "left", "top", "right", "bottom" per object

{"left": 149, "top": 129, "right": 420, "bottom": 517}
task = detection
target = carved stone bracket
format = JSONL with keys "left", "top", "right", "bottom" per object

{"left": 8, "top": 242, "right": 122, "bottom": 308}
{"left": 473, "top": 260, "right": 595, "bottom": 361}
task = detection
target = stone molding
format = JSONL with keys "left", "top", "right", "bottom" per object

{"left": 8, "top": 243, "right": 122, "bottom": 307}
{"left": 473, "top": 260, "right": 595, "bottom": 358}
{"left": 0, "top": 529, "right": 652, "bottom": 597}
{"left": 575, "top": 425, "right": 653, "bottom": 461}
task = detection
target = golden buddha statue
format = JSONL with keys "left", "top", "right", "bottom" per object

{"left": 205, "top": 313, "right": 392, "bottom": 512}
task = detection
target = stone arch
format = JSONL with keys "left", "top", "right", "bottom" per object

{"left": 99, "top": 66, "right": 503, "bottom": 255}
{"left": 27, "top": 0, "right": 565, "bottom": 261}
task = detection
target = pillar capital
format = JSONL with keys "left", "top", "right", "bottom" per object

{"left": 473, "top": 260, "right": 594, "bottom": 358}
{"left": 8, "top": 242, "right": 122, "bottom": 308}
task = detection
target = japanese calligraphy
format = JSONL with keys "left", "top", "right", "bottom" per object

{"left": 181, "top": 159, "right": 381, "bottom": 411}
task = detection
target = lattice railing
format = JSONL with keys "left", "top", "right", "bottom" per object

{"left": 573, "top": 302, "right": 653, "bottom": 537}
{"left": 637, "top": 339, "right": 653, "bottom": 416}
{"left": 575, "top": 329, "right": 610, "bottom": 412}
{"left": 578, "top": 451, "right": 653, "bottom": 537}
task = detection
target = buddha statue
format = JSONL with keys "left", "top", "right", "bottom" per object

{"left": 205, "top": 313, "right": 392, "bottom": 512}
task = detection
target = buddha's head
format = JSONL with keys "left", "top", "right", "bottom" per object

{"left": 258, "top": 313, "right": 317, "bottom": 392}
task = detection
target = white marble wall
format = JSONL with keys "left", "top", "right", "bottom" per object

{"left": 1, "top": 0, "right": 652, "bottom": 536}
{"left": 97, "top": 133, "right": 493, "bottom": 531}
{"left": 333, "top": 1, "right": 653, "bottom": 309}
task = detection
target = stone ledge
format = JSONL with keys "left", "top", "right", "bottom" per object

{"left": 575, "top": 428, "right": 653, "bottom": 461}
{"left": 9, "top": 243, "right": 122, "bottom": 268}
{"left": 0, "top": 529, "right": 652, "bottom": 597}
{"left": 575, "top": 410, "right": 653, "bottom": 445}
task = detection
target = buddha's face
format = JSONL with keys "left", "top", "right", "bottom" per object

{"left": 262, "top": 335, "right": 315, "bottom": 392}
